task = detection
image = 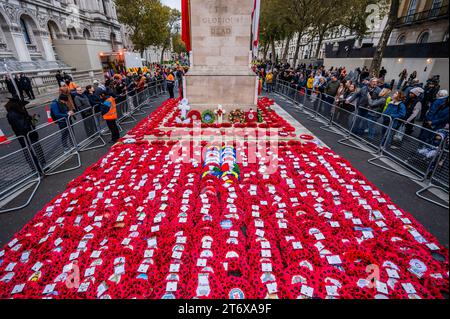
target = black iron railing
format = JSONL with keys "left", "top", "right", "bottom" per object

{"left": 325, "top": 40, "right": 449, "bottom": 59}
{"left": 397, "top": 5, "right": 449, "bottom": 26}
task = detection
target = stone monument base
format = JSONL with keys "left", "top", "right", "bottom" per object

{"left": 185, "top": 70, "right": 258, "bottom": 112}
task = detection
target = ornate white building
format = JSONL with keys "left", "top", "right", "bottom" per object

{"left": 0, "top": 0, "right": 123, "bottom": 73}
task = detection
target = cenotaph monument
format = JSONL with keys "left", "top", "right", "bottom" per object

{"left": 183, "top": 0, "right": 258, "bottom": 112}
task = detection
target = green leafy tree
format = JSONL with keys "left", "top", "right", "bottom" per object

{"left": 160, "top": 8, "right": 181, "bottom": 63}
{"left": 172, "top": 34, "right": 186, "bottom": 56}
{"left": 283, "top": 0, "right": 316, "bottom": 66}
{"left": 260, "top": 0, "right": 293, "bottom": 63}
{"left": 114, "top": 0, "right": 170, "bottom": 56}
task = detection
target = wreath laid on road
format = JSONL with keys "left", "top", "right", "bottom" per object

{"left": 187, "top": 110, "right": 201, "bottom": 121}
{"left": 228, "top": 109, "right": 246, "bottom": 124}
{"left": 201, "top": 109, "right": 216, "bottom": 124}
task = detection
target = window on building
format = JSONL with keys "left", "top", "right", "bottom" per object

{"left": 83, "top": 29, "right": 91, "bottom": 39}
{"left": 406, "top": 0, "right": 418, "bottom": 22}
{"left": 397, "top": 34, "right": 406, "bottom": 45}
{"left": 67, "top": 27, "right": 77, "bottom": 40}
{"left": 110, "top": 32, "right": 116, "bottom": 51}
{"left": 430, "top": 0, "right": 443, "bottom": 17}
{"left": 417, "top": 31, "right": 430, "bottom": 44}
{"left": 20, "top": 18, "right": 32, "bottom": 44}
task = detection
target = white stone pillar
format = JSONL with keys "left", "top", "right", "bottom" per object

{"left": 41, "top": 36, "right": 56, "bottom": 61}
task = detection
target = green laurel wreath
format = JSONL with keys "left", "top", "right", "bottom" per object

{"left": 201, "top": 109, "right": 216, "bottom": 124}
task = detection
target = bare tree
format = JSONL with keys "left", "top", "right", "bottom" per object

{"left": 370, "top": 0, "right": 400, "bottom": 76}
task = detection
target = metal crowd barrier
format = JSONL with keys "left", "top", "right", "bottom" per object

{"left": 329, "top": 103, "right": 357, "bottom": 135}
{"left": 272, "top": 79, "right": 449, "bottom": 206}
{"left": 274, "top": 82, "right": 305, "bottom": 114}
{"left": 369, "top": 119, "right": 445, "bottom": 181}
{"left": 117, "top": 96, "right": 136, "bottom": 126}
{"left": 148, "top": 81, "right": 158, "bottom": 97}
{"left": 27, "top": 117, "right": 81, "bottom": 176}
{"left": 337, "top": 107, "right": 392, "bottom": 154}
{"left": 0, "top": 136, "right": 41, "bottom": 214}
{"left": 133, "top": 88, "right": 152, "bottom": 115}
{"left": 0, "top": 80, "right": 169, "bottom": 213}
{"left": 273, "top": 81, "right": 394, "bottom": 153}
{"left": 70, "top": 108, "right": 106, "bottom": 152}
{"left": 416, "top": 147, "right": 449, "bottom": 209}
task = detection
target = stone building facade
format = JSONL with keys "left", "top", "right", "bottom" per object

{"left": 0, "top": 0, "right": 123, "bottom": 72}
{"left": 0, "top": 0, "right": 123, "bottom": 99}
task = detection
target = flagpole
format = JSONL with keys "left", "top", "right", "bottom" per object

{"left": 252, "top": 0, "right": 261, "bottom": 60}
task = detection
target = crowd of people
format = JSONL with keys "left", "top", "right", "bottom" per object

{"left": 256, "top": 61, "right": 449, "bottom": 151}
{"left": 3, "top": 63, "right": 186, "bottom": 173}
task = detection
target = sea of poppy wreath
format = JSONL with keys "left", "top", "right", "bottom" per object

{"left": 0, "top": 99, "right": 448, "bottom": 299}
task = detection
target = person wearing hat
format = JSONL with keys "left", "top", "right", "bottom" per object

{"left": 99, "top": 91, "right": 120, "bottom": 144}
{"left": 50, "top": 94, "right": 74, "bottom": 151}
{"left": 404, "top": 87, "right": 424, "bottom": 135}
{"left": 404, "top": 78, "right": 423, "bottom": 97}
{"left": 419, "top": 90, "right": 449, "bottom": 143}
{"left": 5, "top": 97, "right": 34, "bottom": 147}
{"left": 5, "top": 97, "right": 45, "bottom": 171}
{"left": 421, "top": 78, "right": 440, "bottom": 121}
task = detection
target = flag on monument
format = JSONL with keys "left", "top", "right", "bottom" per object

{"left": 252, "top": 0, "right": 261, "bottom": 58}
{"left": 181, "top": 0, "right": 191, "bottom": 52}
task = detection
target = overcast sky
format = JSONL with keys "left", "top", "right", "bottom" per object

{"left": 161, "top": 0, "right": 181, "bottom": 10}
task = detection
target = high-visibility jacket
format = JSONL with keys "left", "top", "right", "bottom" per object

{"left": 167, "top": 74, "right": 175, "bottom": 84}
{"left": 103, "top": 97, "right": 117, "bottom": 120}
{"left": 68, "top": 82, "right": 78, "bottom": 90}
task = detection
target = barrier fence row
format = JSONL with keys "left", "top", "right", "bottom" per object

{"left": 0, "top": 81, "right": 167, "bottom": 214}
{"left": 273, "top": 79, "right": 449, "bottom": 209}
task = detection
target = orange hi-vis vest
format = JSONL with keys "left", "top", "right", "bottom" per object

{"left": 103, "top": 97, "right": 117, "bottom": 120}
{"left": 68, "top": 82, "right": 78, "bottom": 90}
{"left": 167, "top": 74, "right": 175, "bottom": 83}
